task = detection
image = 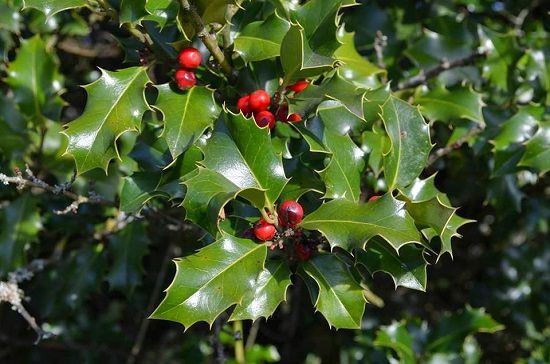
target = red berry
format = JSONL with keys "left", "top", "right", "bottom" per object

{"left": 278, "top": 200, "right": 304, "bottom": 226}
{"left": 287, "top": 113, "right": 302, "bottom": 122}
{"left": 178, "top": 47, "right": 202, "bottom": 69}
{"left": 254, "top": 220, "right": 276, "bottom": 241}
{"left": 175, "top": 69, "right": 196, "bottom": 90}
{"left": 368, "top": 195, "right": 381, "bottom": 202}
{"left": 295, "top": 243, "right": 312, "bottom": 261}
{"left": 249, "top": 90, "right": 270, "bottom": 112}
{"left": 237, "top": 95, "right": 252, "bottom": 115}
{"left": 287, "top": 80, "right": 309, "bottom": 93}
{"left": 254, "top": 111, "right": 276, "bottom": 129}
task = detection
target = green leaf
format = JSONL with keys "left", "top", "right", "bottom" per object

{"left": 363, "top": 85, "right": 390, "bottom": 122}
{"left": 382, "top": 96, "right": 432, "bottom": 190}
{"left": 361, "top": 129, "right": 389, "bottom": 177}
{"left": 478, "top": 26, "right": 517, "bottom": 91}
{"left": 0, "top": 2, "right": 22, "bottom": 33}
{"left": 150, "top": 234, "right": 267, "bottom": 328}
{"left": 23, "top": 0, "right": 87, "bottom": 17}
{"left": 318, "top": 128, "right": 365, "bottom": 202}
{"left": 300, "top": 195, "right": 421, "bottom": 252}
{"left": 279, "top": 157, "right": 324, "bottom": 202}
{"left": 182, "top": 112, "right": 288, "bottom": 234}
{"left": 0, "top": 194, "right": 42, "bottom": 275}
{"left": 426, "top": 306, "right": 504, "bottom": 353}
{"left": 415, "top": 84, "right": 485, "bottom": 126}
{"left": 120, "top": 172, "right": 167, "bottom": 213}
{"left": 156, "top": 84, "right": 221, "bottom": 160}
{"left": 120, "top": 0, "right": 148, "bottom": 24}
{"left": 280, "top": 24, "right": 336, "bottom": 83}
{"left": 299, "top": 253, "right": 366, "bottom": 329}
{"left": 234, "top": 13, "right": 290, "bottom": 63}
{"left": 519, "top": 122, "right": 550, "bottom": 174}
{"left": 335, "top": 28, "right": 384, "bottom": 88}
{"left": 5, "top": 35, "right": 64, "bottom": 123}
{"left": 62, "top": 67, "right": 151, "bottom": 175}
{"left": 399, "top": 174, "right": 443, "bottom": 202}
{"left": 356, "top": 239, "right": 427, "bottom": 291}
{"left": 144, "top": 0, "right": 178, "bottom": 28}
{"left": 318, "top": 100, "right": 366, "bottom": 135}
{"left": 374, "top": 321, "right": 415, "bottom": 364}
{"left": 106, "top": 221, "right": 150, "bottom": 296}
{"left": 0, "top": 94, "right": 28, "bottom": 159}
{"left": 230, "top": 260, "right": 292, "bottom": 321}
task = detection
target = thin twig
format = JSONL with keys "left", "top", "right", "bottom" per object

{"left": 57, "top": 38, "right": 122, "bottom": 58}
{"left": 395, "top": 51, "right": 487, "bottom": 91}
{"left": 245, "top": 319, "right": 261, "bottom": 350}
{"left": 373, "top": 30, "right": 387, "bottom": 69}
{"left": 127, "top": 243, "right": 175, "bottom": 364}
{"left": 179, "top": 0, "right": 234, "bottom": 78}
{"left": 427, "top": 127, "right": 482, "bottom": 166}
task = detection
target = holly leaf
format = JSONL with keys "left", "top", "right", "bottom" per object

{"left": 5, "top": 35, "right": 64, "bottom": 123}
{"left": 0, "top": 194, "right": 42, "bottom": 275}
{"left": 492, "top": 106, "right": 541, "bottom": 151}
{"left": 318, "top": 100, "right": 366, "bottom": 135}
{"left": 182, "top": 112, "right": 288, "bottom": 234}
{"left": 120, "top": 172, "right": 167, "bottom": 213}
{"left": 382, "top": 96, "right": 432, "bottom": 190}
{"left": 335, "top": 28, "right": 384, "bottom": 88}
{"left": 299, "top": 253, "right": 366, "bottom": 329}
{"left": 0, "top": 94, "right": 28, "bottom": 159}
{"left": 280, "top": 24, "right": 336, "bottom": 83}
{"left": 317, "top": 128, "right": 365, "bottom": 202}
{"left": 361, "top": 128, "right": 389, "bottom": 177}
{"left": 106, "top": 221, "right": 150, "bottom": 297}
{"left": 234, "top": 13, "right": 290, "bottom": 63}
{"left": 363, "top": 85, "right": 390, "bottom": 122}
{"left": 23, "top": 0, "right": 87, "bottom": 18}
{"left": 374, "top": 321, "right": 415, "bottom": 364}
{"left": 150, "top": 234, "right": 267, "bottom": 328}
{"left": 426, "top": 306, "right": 504, "bottom": 353}
{"left": 519, "top": 121, "right": 550, "bottom": 174}
{"left": 415, "top": 84, "right": 485, "bottom": 127}
{"left": 356, "top": 239, "right": 427, "bottom": 291}
{"left": 62, "top": 67, "right": 151, "bottom": 175}
{"left": 300, "top": 195, "right": 421, "bottom": 252}
{"left": 120, "top": 0, "right": 148, "bottom": 24}
{"left": 155, "top": 84, "right": 221, "bottom": 160}
{"left": 230, "top": 260, "right": 292, "bottom": 321}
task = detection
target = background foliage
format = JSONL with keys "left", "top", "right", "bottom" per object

{"left": 0, "top": 0, "right": 549, "bottom": 363}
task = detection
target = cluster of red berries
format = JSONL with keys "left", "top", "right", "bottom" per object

{"left": 252, "top": 200, "right": 314, "bottom": 261}
{"left": 236, "top": 80, "right": 309, "bottom": 129}
{"left": 175, "top": 47, "right": 202, "bottom": 90}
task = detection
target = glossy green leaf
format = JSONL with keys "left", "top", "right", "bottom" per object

{"left": 62, "top": 67, "right": 151, "bottom": 175}
{"left": 426, "top": 306, "right": 504, "bottom": 352}
{"left": 356, "top": 239, "right": 427, "bottom": 291}
{"left": 361, "top": 129, "right": 389, "bottom": 177}
{"left": 151, "top": 235, "right": 267, "bottom": 328}
{"left": 120, "top": 0, "right": 148, "bottom": 24}
{"left": 280, "top": 24, "right": 336, "bottom": 83}
{"left": 300, "top": 253, "right": 366, "bottom": 329}
{"left": 317, "top": 100, "right": 366, "bottom": 135}
{"left": 156, "top": 85, "right": 221, "bottom": 160}
{"left": 415, "top": 84, "right": 485, "bottom": 126}
{"left": 230, "top": 260, "right": 292, "bottom": 321}
{"left": 399, "top": 174, "right": 444, "bottom": 203}
{"left": 335, "top": 28, "right": 384, "bottom": 87}
{"left": 318, "top": 128, "right": 365, "bottom": 202}
{"left": 144, "top": 0, "right": 178, "bottom": 28}
{"left": 477, "top": 26, "right": 518, "bottom": 91}
{"left": 107, "top": 221, "right": 150, "bottom": 296}
{"left": 363, "top": 85, "right": 390, "bottom": 122}
{"left": 23, "top": 0, "right": 86, "bottom": 17}
{"left": 0, "top": 94, "right": 28, "bottom": 159}
{"left": 0, "top": 2, "right": 22, "bottom": 33}
{"left": 182, "top": 112, "right": 288, "bottom": 234}
{"left": 5, "top": 35, "right": 64, "bottom": 123}
{"left": 382, "top": 96, "right": 432, "bottom": 190}
{"left": 519, "top": 122, "right": 550, "bottom": 174}
{"left": 234, "top": 13, "right": 290, "bottom": 63}
{"left": 120, "top": 172, "right": 166, "bottom": 213}
{"left": 0, "top": 194, "right": 42, "bottom": 275}
{"left": 279, "top": 157, "right": 324, "bottom": 202}
{"left": 375, "top": 321, "right": 415, "bottom": 364}
{"left": 300, "top": 195, "right": 421, "bottom": 252}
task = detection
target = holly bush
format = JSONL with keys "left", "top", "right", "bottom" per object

{"left": 0, "top": 0, "right": 548, "bottom": 363}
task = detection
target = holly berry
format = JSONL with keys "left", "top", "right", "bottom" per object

{"left": 254, "top": 219, "right": 276, "bottom": 241}
{"left": 237, "top": 95, "right": 252, "bottom": 115}
{"left": 295, "top": 243, "right": 313, "bottom": 261}
{"left": 278, "top": 200, "right": 304, "bottom": 227}
{"left": 175, "top": 69, "right": 196, "bottom": 90}
{"left": 178, "top": 47, "right": 202, "bottom": 69}
{"left": 249, "top": 90, "right": 270, "bottom": 112}
{"left": 254, "top": 110, "right": 276, "bottom": 129}
{"left": 287, "top": 80, "right": 309, "bottom": 93}
{"left": 368, "top": 195, "right": 381, "bottom": 202}
{"left": 287, "top": 113, "right": 302, "bottom": 122}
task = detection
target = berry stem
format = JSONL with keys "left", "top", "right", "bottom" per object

{"left": 179, "top": 0, "right": 235, "bottom": 79}
{"left": 260, "top": 208, "right": 278, "bottom": 226}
